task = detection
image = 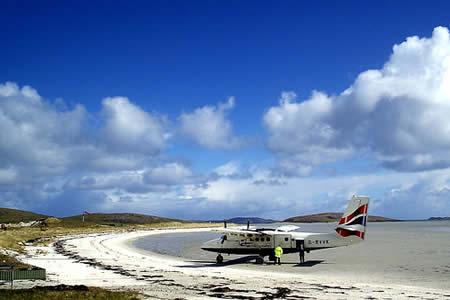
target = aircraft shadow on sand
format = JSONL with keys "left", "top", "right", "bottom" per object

{"left": 176, "top": 257, "right": 326, "bottom": 268}
{"left": 176, "top": 255, "right": 259, "bottom": 268}
{"left": 293, "top": 260, "right": 326, "bottom": 267}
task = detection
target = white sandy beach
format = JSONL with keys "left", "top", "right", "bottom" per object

{"left": 5, "top": 227, "right": 447, "bottom": 299}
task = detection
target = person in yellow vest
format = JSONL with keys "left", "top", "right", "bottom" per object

{"left": 274, "top": 246, "right": 283, "bottom": 265}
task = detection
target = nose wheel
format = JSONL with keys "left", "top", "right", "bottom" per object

{"left": 255, "top": 255, "right": 264, "bottom": 264}
{"left": 216, "top": 254, "right": 223, "bottom": 264}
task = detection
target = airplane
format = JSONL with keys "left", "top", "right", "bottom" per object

{"left": 201, "top": 195, "right": 369, "bottom": 264}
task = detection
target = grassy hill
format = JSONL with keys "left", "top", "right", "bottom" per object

{"left": 62, "top": 213, "right": 179, "bottom": 226}
{"left": 284, "top": 212, "right": 400, "bottom": 223}
{"left": 0, "top": 206, "right": 181, "bottom": 226}
{"left": 0, "top": 207, "right": 49, "bottom": 223}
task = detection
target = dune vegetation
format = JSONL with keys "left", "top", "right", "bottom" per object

{"left": 0, "top": 220, "right": 217, "bottom": 253}
{"left": 0, "top": 286, "right": 140, "bottom": 300}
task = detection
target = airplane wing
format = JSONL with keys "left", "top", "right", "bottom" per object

{"left": 212, "top": 228, "right": 264, "bottom": 235}
{"left": 275, "top": 225, "right": 300, "bottom": 232}
{"left": 212, "top": 225, "right": 300, "bottom": 235}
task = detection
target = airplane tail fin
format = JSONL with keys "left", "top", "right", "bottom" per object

{"left": 335, "top": 195, "right": 370, "bottom": 240}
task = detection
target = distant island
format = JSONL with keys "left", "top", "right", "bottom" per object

{"left": 210, "top": 214, "right": 400, "bottom": 224}
{"left": 428, "top": 217, "right": 450, "bottom": 221}
{"left": 284, "top": 213, "right": 400, "bottom": 223}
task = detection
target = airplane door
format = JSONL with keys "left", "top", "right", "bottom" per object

{"left": 274, "top": 234, "right": 292, "bottom": 249}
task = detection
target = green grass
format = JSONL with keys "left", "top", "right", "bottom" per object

{"left": 62, "top": 212, "right": 178, "bottom": 225}
{"left": 0, "top": 208, "right": 48, "bottom": 224}
{"left": 0, "top": 220, "right": 220, "bottom": 253}
{"left": 0, "top": 286, "right": 140, "bottom": 300}
{"left": 0, "top": 253, "right": 30, "bottom": 269}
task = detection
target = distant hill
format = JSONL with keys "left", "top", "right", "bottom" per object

{"left": 284, "top": 213, "right": 400, "bottom": 223}
{"left": 0, "top": 207, "right": 49, "bottom": 223}
{"left": 62, "top": 213, "right": 179, "bottom": 225}
{"left": 0, "top": 208, "right": 184, "bottom": 228}
{"left": 428, "top": 216, "right": 450, "bottom": 221}
{"left": 226, "top": 217, "right": 278, "bottom": 224}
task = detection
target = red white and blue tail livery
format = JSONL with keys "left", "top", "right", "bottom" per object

{"left": 336, "top": 195, "right": 369, "bottom": 239}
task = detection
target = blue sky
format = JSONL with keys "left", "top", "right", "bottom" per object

{"left": 2, "top": 1, "right": 450, "bottom": 219}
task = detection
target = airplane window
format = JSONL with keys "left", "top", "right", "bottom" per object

{"left": 247, "top": 234, "right": 253, "bottom": 237}
{"left": 284, "top": 237, "right": 289, "bottom": 242}
{"left": 266, "top": 237, "right": 270, "bottom": 241}
{"left": 315, "top": 240, "right": 318, "bottom": 244}
{"left": 255, "top": 238, "right": 259, "bottom": 241}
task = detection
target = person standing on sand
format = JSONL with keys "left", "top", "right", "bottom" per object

{"left": 274, "top": 246, "right": 283, "bottom": 265}
{"left": 299, "top": 243, "right": 305, "bottom": 264}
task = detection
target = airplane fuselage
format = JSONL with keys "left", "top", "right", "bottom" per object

{"left": 201, "top": 230, "right": 360, "bottom": 257}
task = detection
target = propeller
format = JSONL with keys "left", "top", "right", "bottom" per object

{"left": 224, "top": 220, "right": 227, "bottom": 228}
{"left": 247, "top": 220, "right": 250, "bottom": 230}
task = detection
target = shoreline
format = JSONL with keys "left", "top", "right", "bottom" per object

{"left": 8, "top": 228, "right": 450, "bottom": 299}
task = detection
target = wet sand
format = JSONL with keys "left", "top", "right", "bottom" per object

{"left": 133, "top": 221, "right": 450, "bottom": 290}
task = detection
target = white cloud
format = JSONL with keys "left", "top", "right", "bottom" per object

{"left": 144, "top": 162, "right": 193, "bottom": 185}
{"left": 171, "top": 167, "right": 450, "bottom": 220}
{"left": 0, "top": 82, "right": 87, "bottom": 178}
{"left": 102, "top": 97, "right": 167, "bottom": 154}
{"left": 0, "top": 82, "right": 196, "bottom": 215}
{"left": 214, "top": 161, "right": 241, "bottom": 177}
{"left": 0, "top": 83, "right": 173, "bottom": 186}
{"left": 178, "top": 97, "right": 242, "bottom": 149}
{"left": 64, "top": 163, "right": 193, "bottom": 194}
{"left": 264, "top": 26, "right": 450, "bottom": 172}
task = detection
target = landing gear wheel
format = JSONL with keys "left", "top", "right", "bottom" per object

{"left": 255, "top": 256, "right": 264, "bottom": 264}
{"left": 216, "top": 254, "right": 223, "bottom": 264}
